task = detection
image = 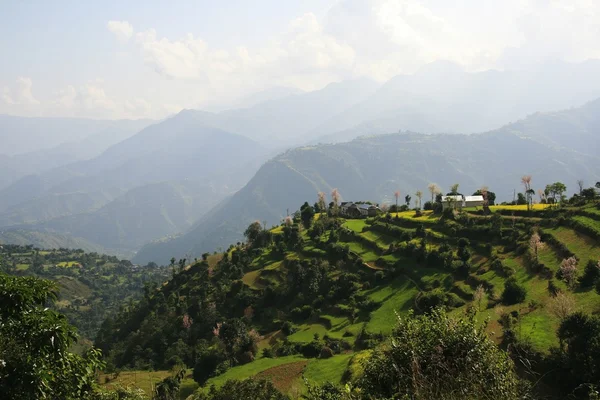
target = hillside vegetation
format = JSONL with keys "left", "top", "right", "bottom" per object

{"left": 97, "top": 190, "right": 600, "bottom": 399}
{"left": 0, "top": 244, "right": 169, "bottom": 341}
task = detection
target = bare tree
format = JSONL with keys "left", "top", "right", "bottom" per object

{"left": 317, "top": 192, "right": 327, "bottom": 213}
{"left": 529, "top": 232, "right": 545, "bottom": 262}
{"left": 577, "top": 179, "right": 584, "bottom": 195}
{"left": 521, "top": 175, "right": 534, "bottom": 210}
{"left": 473, "top": 285, "right": 486, "bottom": 311}
{"left": 537, "top": 189, "right": 545, "bottom": 203}
{"left": 428, "top": 183, "right": 440, "bottom": 203}
{"left": 331, "top": 188, "right": 340, "bottom": 215}
{"left": 547, "top": 292, "right": 576, "bottom": 321}
{"left": 394, "top": 190, "right": 400, "bottom": 210}
{"left": 415, "top": 190, "right": 423, "bottom": 209}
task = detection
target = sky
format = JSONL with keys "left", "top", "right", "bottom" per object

{"left": 1, "top": 0, "right": 599, "bottom": 120}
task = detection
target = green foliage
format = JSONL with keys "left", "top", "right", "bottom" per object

{"left": 580, "top": 259, "right": 600, "bottom": 287}
{"left": 359, "top": 309, "right": 522, "bottom": 399}
{"left": 0, "top": 273, "right": 104, "bottom": 400}
{"left": 501, "top": 277, "right": 527, "bottom": 305}
{"left": 301, "top": 202, "right": 316, "bottom": 229}
{"left": 191, "top": 378, "right": 289, "bottom": 400}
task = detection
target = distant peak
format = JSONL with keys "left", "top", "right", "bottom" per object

{"left": 416, "top": 60, "right": 465, "bottom": 76}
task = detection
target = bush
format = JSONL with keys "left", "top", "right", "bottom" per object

{"left": 359, "top": 309, "right": 522, "bottom": 399}
{"left": 191, "top": 378, "right": 288, "bottom": 400}
{"left": 580, "top": 260, "right": 600, "bottom": 288}
{"left": 320, "top": 346, "right": 334, "bottom": 359}
{"left": 281, "top": 321, "right": 295, "bottom": 336}
{"left": 502, "top": 277, "right": 527, "bottom": 305}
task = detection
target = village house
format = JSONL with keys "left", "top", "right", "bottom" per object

{"left": 340, "top": 202, "right": 380, "bottom": 217}
{"left": 441, "top": 195, "right": 485, "bottom": 210}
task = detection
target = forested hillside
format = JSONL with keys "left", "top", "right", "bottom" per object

{"left": 0, "top": 244, "right": 168, "bottom": 340}
{"left": 99, "top": 190, "right": 600, "bottom": 398}
{"left": 135, "top": 99, "right": 600, "bottom": 264}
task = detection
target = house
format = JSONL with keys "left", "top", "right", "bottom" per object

{"left": 441, "top": 195, "right": 464, "bottom": 210}
{"left": 340, "top": 202, "right": 380, "bottom": 217}
{"left": 464, "top": 195, "right": 485, "bottom": 208}
{"left": 340, "top": 202, "right": 359, "bottom": 216}
{"left": 357, "top": 203, "right": 379, "bottom": 217}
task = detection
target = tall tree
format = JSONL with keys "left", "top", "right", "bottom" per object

{"left": 317, "top": 192, "right": 327, "bottom": 214}
{"left": 300, "top": 202, "right": 315, "bottom": 228}
{"left": 405, "top": 194, "right": 411, "bottom": 207}
{"left": 415, "top": 190, "right": 423, "bottom": 210}
{"left": 577, "top": 180, "right": 584, "bottom": 195}
{"left": 394, "top": 190, "right": 400, "bottom": 210}
{"left": 330, "top": 188, "right": 340, "bottom": 215}
{"left": 450, "top": 183, "right": 460, "bottom": 195}
{"left": 428, "top": 183, "right": 440, "bottom": 203}
{"left": 521, "top": 175, "right": 533, "bottom": 210}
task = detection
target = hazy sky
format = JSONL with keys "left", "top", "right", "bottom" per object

{"left": 1, "top": 0, "right": 599, "bottom": 119}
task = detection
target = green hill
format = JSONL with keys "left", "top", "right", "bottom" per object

{"left": 97, "top": 196, "right": 600, "bottom": 398}
{"left": 134, "top": 98, "right": 600, "bottom": 265}
{"left": 0, "top": 244, "right": 169, "bottom": 341}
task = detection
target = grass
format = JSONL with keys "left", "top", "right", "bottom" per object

{"left": 16, "top": 263, "right": 29, "bottom": 271}
{"left": 390, "top": 210, "right": 437, "bottom": 223}
{"left": 345, "top": 241, "right": 379, "bottom": 262}
{"left": 343, "top": 219, "right": 367, "bottom": 233}
{"left": 548, "top": 227, "right": 600, "bottom": 262}
{"left": 303, "top": 353, "right": 353, "bottom": 385}
{"left": 205, "top": 355, "right": 306, "bottom": 388}
{"left": 365, "top": 279, "right": 418, "bottom": 334}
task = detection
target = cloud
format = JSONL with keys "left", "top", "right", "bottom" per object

{"left": 107, "top": 20, "right": 133, "bottom": 43}
{"left": 3, "top": 77, "right": 40, "bottom": 105}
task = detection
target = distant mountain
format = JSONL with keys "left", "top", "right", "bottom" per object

{"left": 206, "top": 87, "right": 305, "bottom": 112}
{"left": 0, "top": 111, "right": 270, "bottom": 255}
{"left": 0, "top": 228, "right": 108, "bottom": 254}
{"left": 16, "top": 181, "right": 219, "bottom": 253}
{"left": 309, "top": 59, "right": 600, "bottom": 144}
{"left": 0, "top": 116, "right": 153, "bottom": 189}
{"left": 184, "top": 78, "right": 380, "bottom": 146}
{"left": 134, "top": 99, "right": 600, "bottom": 264}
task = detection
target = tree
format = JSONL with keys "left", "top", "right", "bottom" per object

{"left": 577, "top": 179, "right": 584, "bottom": 195}
{"left": 547, "top": 292, "right": 576, "bottom": 321}
{"left": 529, "top": 232, "right": 544, "bottom": 263}
{"left": 556, "top": 312, "right": 600, "bottom": 392}
{"left": 428, "top": 183, "right": 440, "bottom": 203}
{"left": 300, "top": 202, "right": 315, "bottom": 229}
{"left": 450, "top": 183, "right": 460, "bottom": 195}
{"left": 415, "top": 190, "right": 423, "bottom": 210}
{"left": 359, "top": 309, "right": 521, "bottom": 399}
{"left": 502, "top": 277, "right": 527, "bottom": 305}
{"left": 317, "top": 192, "right": 327, "bottom": 214}
{"left": 404, "top": 194, "right": 411, "bottom": 207}
{"left": 244, "top": 221, "right": 262, "bottom": 244}
{"left": 580, "top": 260, "right": 600, "bottom": 287}
{"left": 394, "top": 190, "right": 400, "bottom": 210}
{"left": 0, "top": 273, "right": 104, "bottom": 400}
{"left": 473, "top": 188, "right": 496, "bottom": 206}
{"left": 331, "top": 188, "right": 340, "bottom": 215}
{"left": 559, "top": 257, "right": 578, "bottom": 289}
{"left": 521, "top": 175, "right": 533, "bottom": 210}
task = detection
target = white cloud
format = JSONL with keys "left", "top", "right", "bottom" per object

{"left": 3, "top": 77, "right": 40, "bottom": 105}
{"left": 107, "top": 20, "right": 133, "bottom": 43}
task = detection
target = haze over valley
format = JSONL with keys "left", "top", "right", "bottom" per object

{"left": 3, "top": 2, "right": 600, "bottom": 399}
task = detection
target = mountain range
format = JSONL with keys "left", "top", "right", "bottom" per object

{"left": 2, "top": 60, "right": 600, "bottom": 261}
{"left": 133, "top": 98, "right": 600, "bottom": 264}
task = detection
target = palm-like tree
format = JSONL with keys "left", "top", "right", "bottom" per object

{"left": 416, "top": 190, "right": 423, "bottom": 209}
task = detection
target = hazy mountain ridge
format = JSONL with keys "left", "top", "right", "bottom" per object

{"left": 134, "top": 100, "right": 600, "bottom": 264}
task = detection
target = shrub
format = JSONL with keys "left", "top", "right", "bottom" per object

{"left": 580, "top": 260, "right": 600, "bottom": 288}
{"left": 502, "top": 277, "right": 527, "bottom": 305}
{"left": 191, "top": 378, "right": 288, "bottom": 400}
{"left": 320, "top": 346, "right": 334, "bottom": 359}
{"left": 359, "top": 309, "right": 522, "bottom": 399}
